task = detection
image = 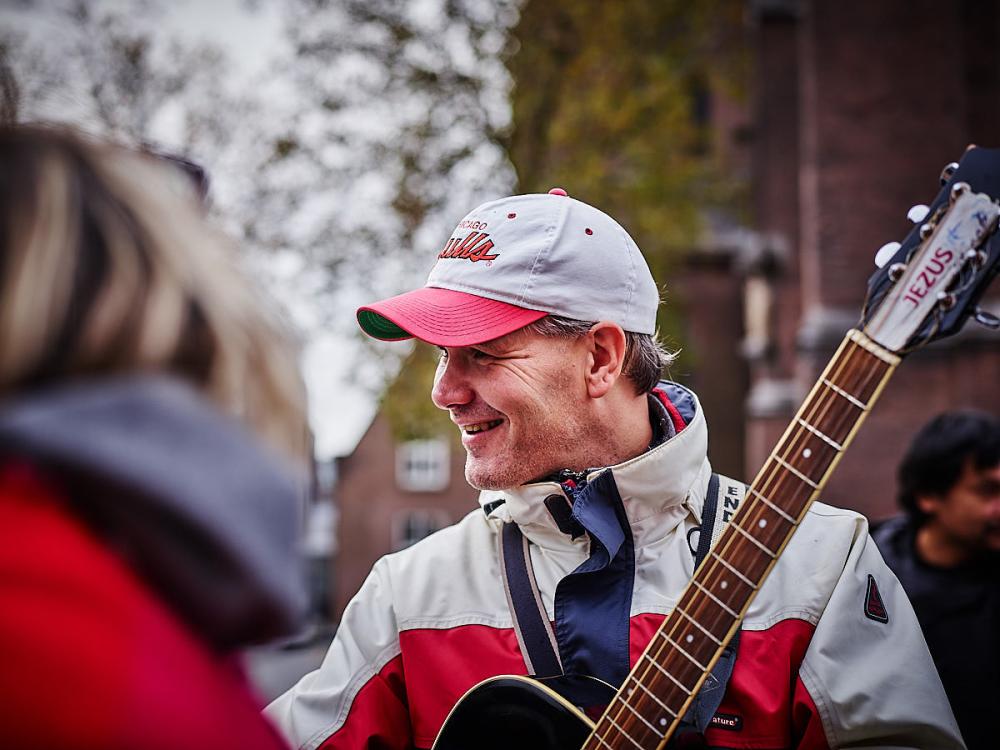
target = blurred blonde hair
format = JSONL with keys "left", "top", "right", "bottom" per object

{"left": 0, "top": 125, "right": 308, "bottom": 462}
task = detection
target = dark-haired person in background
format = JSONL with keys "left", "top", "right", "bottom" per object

{"left": 873, "top": 411, "right": 1000, "bottom": 750}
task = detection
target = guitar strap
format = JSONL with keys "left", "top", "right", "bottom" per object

{"left": 499, "top": 472, "right": 747, "bottom": 732}
{"left": 499, "top": 519, "right": 563, "bottom": 677}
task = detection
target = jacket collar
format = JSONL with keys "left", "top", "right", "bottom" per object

{"left": 479, "top": 381, "right": 711, "bottom": 548}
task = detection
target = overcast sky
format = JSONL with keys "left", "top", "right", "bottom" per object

{"left": 1, "top": 0, "right": 406, "bottom": 458}
{"left": 170, "top": 0, "right": 390, "bottom": 459}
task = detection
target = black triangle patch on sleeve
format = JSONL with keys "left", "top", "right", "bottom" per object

{"left": 864, "top": 574, "right": 889, "bottom": 623}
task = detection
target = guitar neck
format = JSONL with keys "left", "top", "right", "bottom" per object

{"left": 584, "top": 328, "right": 901, "bottom": 750}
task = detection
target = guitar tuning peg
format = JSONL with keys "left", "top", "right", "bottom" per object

{"left": 875, "top": 241, "right": 901, "bottom": 268}
{"left": 940, "top": 162, "right": 959, "bottom": 185}
{"left": 907, "top": 204, "right": 930, "bottom": 223}
{"left": 888, "top": 262, "right": 907, "bottom": 281}
{"left": 964, "top": 248, "right": 988, "bottom": 268}
{"left": 936, "top": 291, "right": 957, "bottom": 310}
{"left": 973, "top": 307, "right": 1000, "bottom": 330}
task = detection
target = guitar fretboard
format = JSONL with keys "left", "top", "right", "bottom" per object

{"left": 583, "top": 329, "right": 899, "bottom": 750}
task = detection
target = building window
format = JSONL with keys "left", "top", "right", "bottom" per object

{"left": 392, "top": 509, "right": 450, "bottom": 551}
{"left": 396, "top": 438, "right": 450, "bottom": 492}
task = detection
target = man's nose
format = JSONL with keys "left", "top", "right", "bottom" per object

{"left": 431, "top": 355, "right": 474, "bottom": 410}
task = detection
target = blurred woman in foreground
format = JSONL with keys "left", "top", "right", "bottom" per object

{"left": 0, "top": 125, "right": 307, "bottom": 748}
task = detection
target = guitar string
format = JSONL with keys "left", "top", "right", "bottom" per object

{"left": 594, "top": 198, "right": 987, "bottom": 743}
{"left": 675, "top": 339, "right": 887, "bottom": 656}
{"left": 673, "top": 343, "right": 883, "bottom": 675}
{"left": 585, "top": 347, "right": 863, "bottom": 750}
{"left": 681, "top": 342, "right": 886, "bottom": 682}
{"left": 586, "top": 343, "right": 873, "bottom": 750}
{"left": 600, "top": 348, "right": 888, "bottom": 750}
{"left": 591, "top": 340, "right": 890, "bottom": 749}
{"left": 589, "top": 339, "right": 889, "bottom": 748}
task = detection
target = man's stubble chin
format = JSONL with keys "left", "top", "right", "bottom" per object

{"left": 462, "top": 427, "right": 587, "bottom": 491}
{"left": 463, "top": 456, "right": 518, "bottom": 491}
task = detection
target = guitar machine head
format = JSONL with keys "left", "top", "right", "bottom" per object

{"left": 862, "top": 146, "right": 1000, "bottom": 353}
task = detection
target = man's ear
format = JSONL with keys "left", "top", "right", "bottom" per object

{"left": 585, "top": 322, "right": 627, "bottom": 398}
{"left": 916, "top": 493, "right": 943, "bottom": 519}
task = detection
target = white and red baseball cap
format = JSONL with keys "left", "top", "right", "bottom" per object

{"left": 356, "top": 189, "right": 659, "bottom": 347}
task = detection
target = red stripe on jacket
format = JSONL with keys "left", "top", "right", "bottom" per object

{"left": 329, "top": 614, "right": 828, "bottom": 749}
{"left": 318, "top": 653, "right": 412, "bottom": 749}
{"left": 322, "top": 625, "right": 526, "bottom": 748}
{"left": 632, "top": 613, "right": 829, "bottom": 749}
{"left": 400, "top": 625, "right": 527, "bottom": 747}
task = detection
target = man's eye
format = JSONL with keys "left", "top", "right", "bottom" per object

{"left": 472, "top": 349, "right": 496, "bottom": 361}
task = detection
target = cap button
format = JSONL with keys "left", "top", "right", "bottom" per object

{"left": 548, "top": 187, "right": 568, "bottom": 196}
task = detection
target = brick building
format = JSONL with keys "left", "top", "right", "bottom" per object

{"left": 740, "top": 0, "right": 1000, "bottom": 519}
{"left": 333, "top": 414, "right": 471, "bottom": 618}
{"left": 675, "top": 0, "right": 1000, "bottom": 517}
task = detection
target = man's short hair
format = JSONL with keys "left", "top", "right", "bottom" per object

{"left": 521, "top": 315, "right": 676, "bottom": 394}
{"left": 897, "top": 410, "right": 1000, "bottom": 523}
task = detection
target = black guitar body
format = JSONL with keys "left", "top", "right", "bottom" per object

{"left": 432, "top": 674, "right": 612, "bottom": 750}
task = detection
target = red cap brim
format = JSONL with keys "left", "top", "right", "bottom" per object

{"left": 357, "top": 287, "right": 548, "bottom": 347}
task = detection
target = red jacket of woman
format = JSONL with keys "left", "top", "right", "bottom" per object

{"left": 0, "top": 377, "right": 306, "bottom": 749}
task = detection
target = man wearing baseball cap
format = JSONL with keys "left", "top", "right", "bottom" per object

{"left": 268, "top": 191, "right": 962, "bottom": 749}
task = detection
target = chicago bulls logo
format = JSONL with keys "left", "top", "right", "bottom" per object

{"left": 438, "top": 231, "right": 499, "bottom": 263}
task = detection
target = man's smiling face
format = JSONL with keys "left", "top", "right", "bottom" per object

{"left": 431, "top": 326, "right": 597, "bottom": 490}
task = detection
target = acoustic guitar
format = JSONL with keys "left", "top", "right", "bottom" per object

{"left": 432, "top": 146, "right": 1000, "bottom": 750}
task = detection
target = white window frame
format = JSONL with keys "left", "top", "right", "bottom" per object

{"left": 395, "top": 438, "right": 450, "bottom": 492}
{"left": 391, "top": 509, "right": 450, "bottom": 551}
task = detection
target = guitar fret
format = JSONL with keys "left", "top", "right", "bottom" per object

{"left": 821, "top": 378, "right": 868, "bottom": 410}
{"left": 631, "top": 677, "right": 678, "bottom": 718}
{"left": 606, "top": 715, "right": 645, "bottom": 749}
{"left": 692, "top": 579, "right": 739, "bottom": 619}
{"left": 797, "top": 418, "right": 844, "bottom": 451}
{"left": 645, "top": 654, "right": 693, "bottom": 695}
{"left": 619, "top": 697, "right": 665, "bottom": 738}
{"left": 774, "top": 456, "right": 819, "bottom": 489}
{"left": 731, "top": 522, "right": 778, "bottom": 558}
{"left": 663, "top": 632, "right": 708, "bottom": 671}
{"left": 676, "top": 605, "right": 725, "bottom": 644}
{"left": 581, "top": 327, "right": 903, "bottom": 750}
{"left": 710, "top": 551, "right": 759, "bottom": 591}
{"left": 749, "top": 487, "right": 797, "bottom": 524}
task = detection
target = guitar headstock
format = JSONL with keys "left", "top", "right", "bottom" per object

{"left": 862, "top": 146, "right": 1000, "bottom": 353}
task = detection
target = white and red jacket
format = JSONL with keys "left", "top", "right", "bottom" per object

{"left": 268, "top": 384, "right": 963, "bottom": 749}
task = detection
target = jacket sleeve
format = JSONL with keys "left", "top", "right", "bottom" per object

{"left": 265, "top": 558, "right": 414, "bottom": 750}
{"left": 793, "top": 516, "right": 965, "bottom": 749}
